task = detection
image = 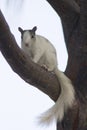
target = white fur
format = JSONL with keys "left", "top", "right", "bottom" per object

{"left": 20, "top": 29, "right": 75, "bottom": 125}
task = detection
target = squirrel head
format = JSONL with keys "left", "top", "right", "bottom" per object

{"left": 18, "top": 26, "right": 37, "bottom": 46}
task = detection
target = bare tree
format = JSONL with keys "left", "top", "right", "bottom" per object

{"left": 0, "top": 0, "right": 87, "bottom": 130}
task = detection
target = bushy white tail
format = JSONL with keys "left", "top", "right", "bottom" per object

{"left": 38, "top": 69, "right": 75, "bottom": 126}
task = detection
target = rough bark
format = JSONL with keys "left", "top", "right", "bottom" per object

{"left": 0, "top": 0, "right": 87, "bottom": 129}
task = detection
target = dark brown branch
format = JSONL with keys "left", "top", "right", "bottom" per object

{"left": 0, "top": 10, "right": 60, "bottom": 102}
{"left": 79, "top": 0, "right": 87, "bottom": 41}
{"left": 75, "top": 0, "right": 80, "bottom": 6}
{"left": 47, "top": 0, "right": 80, "bottom": 17}
{"left": 47, "top": 0, "right": 80, "bottom": 48}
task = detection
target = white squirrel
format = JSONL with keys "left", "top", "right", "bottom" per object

{"left": 18, "top": 26, "right": 75, "bottom": 125}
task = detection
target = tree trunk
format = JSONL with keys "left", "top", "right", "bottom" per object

{"left": 47, "top": 0, "right": 87, "bottom": 130}
{"left": 0, "top": 0, "right": 87, "bottom": 130}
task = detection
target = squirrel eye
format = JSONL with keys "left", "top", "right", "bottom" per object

{"left": 31, "top": 35, "right": 34, "bottom": 38}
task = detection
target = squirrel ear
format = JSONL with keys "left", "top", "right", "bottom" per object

{"left": 32, "top": 26, "right": 37, "bottom": 33}
{"left": 18, "top": 27, "right": 24, "bottom": 34}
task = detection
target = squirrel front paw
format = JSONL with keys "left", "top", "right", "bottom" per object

{"left": 41, "top": 64, "right": 48, "bottom": 71}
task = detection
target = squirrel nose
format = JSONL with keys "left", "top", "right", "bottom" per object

{"left": 25, "top": 43, "right": 29, "bottom": 47}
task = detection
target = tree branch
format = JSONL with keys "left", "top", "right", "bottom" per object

{"left": 0, "top": 10, "right": 61, "bottom": 102}
{"left": 47, "top": 0, "right": 80, "bottom": 47}
{"left": 75, "top": 0, "right": 80, "bottom": 6}
{"left": 47, "top": 0, "right": 80, "bottom": 17}
{"left": 79, "top": 0, "right": 87, "bottom": 41}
